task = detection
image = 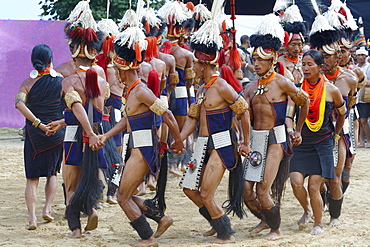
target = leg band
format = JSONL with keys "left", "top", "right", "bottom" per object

{"left": 328, "top": 196, "right": 343, "bottom": 219}
{"left": 65, "top": 205, "right": 81, "bottom": 231}
{"left": 143, "top": 199, "right": 164, "bottom": 223}
{"left": 342, "top": 181, "right": 350, "bottom": 194}
{"left": 261, "top": 204, "right": 281, "bottom": 230}
{"left": 245, "top": 199, "right": 263, "bottom": 219}
{"left": 210, "top": 215, "right": 235, "bottom": 240}
{"left": 199, "top": 206, "right": 212, "bottom": 223}
{"left": 130, "top": 214, "right": 154, "bottom": 240}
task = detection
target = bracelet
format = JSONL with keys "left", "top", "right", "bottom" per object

{"left": 334, "top": 134, "right": 341, "bottom": 142}
{"left": 287, "top": 128, "right": 294, "bottom": 133}
{"left": 32, "top": 118, "right": 41, "bottom": 128}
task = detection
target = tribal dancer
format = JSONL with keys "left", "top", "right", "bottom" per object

{"left": 179, "top": 0, "right": 251, "bottom": 243}
{"left": 49, "top": 1, "right": 108, "bottom": 238}
{"left": 96, "top": 18, "right": 122, "bottom": 205}
{"left": 334, "top": 0, "right": 366, "bottom": 195}
{"left": 243, "top": 13, "right": 309, "bottom": 241}
{"left": 278, "top": 3, "right": 306, "bottom": 84}
{"left": 99, "top": 2, "right": 184, "bottom": 245}
{"left": 318, "top": 5, "right": 357, "bottom": 227}
{"left": 15, "top": 44, "right": 64, "bottom": 230}
{"left": 158, "top": 1, "right": 196, "bottom": 175}
{"left": 289, "top": 49, "right": 346, "bottom": 235}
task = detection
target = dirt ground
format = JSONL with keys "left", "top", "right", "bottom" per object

{"left": 0, "top": 127, "right": 369, "bottom": 247}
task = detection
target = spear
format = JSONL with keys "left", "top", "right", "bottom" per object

{"left": 229, "top": 0, "right": 241, "bottom": 70}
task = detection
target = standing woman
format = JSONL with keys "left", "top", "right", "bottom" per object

{"left": 289, "top": 49, "right": 345, "bottom": 235}
{"left": 15, "top": 44, "right": 65, "bottom": 230}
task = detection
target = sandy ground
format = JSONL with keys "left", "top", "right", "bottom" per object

{"left": 0, "top": 127, "right": 370, "bottom": 247}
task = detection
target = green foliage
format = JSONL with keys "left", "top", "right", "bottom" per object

{"left": 39, "top": 0, "right": 166, "bottom": 22}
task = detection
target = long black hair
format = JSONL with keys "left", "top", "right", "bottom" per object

{"left": 31, "top": 44, "right": 52, "bottom": 70}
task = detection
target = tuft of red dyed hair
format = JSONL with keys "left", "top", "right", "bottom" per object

{"left": 161, "top": 41, "right": 172, "bottom": 54}
{"left": 220, "top": 66, "right": 243, "bottom": 92}
{"left": 85, "top": 69, "right": 101, "bottom": 98}
{"left": 147, "top": 70, "right": 160, "bottom": 97}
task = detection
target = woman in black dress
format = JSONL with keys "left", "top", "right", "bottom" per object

{"left": 15, "top": 44, "right": 64, "bottom": 230}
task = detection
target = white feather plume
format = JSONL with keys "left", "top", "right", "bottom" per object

{"left": 255, "top": 13, "right": 285, "bottom": 43}
{"left": 158, "top": 1, "right": 188, "bottom": 25}
{"left": 141, "top": 8, "right": 162, "bottom": 28}
{"left": 67, "top": 0, "right": 97, "bottom": 31}
{"left": 118, "top": 9, "right": 138, "bottom": 31}
{"left": 323, "top": 9, "right": 343, "bottom": 29}
{"left": 211, "top": 0, "right": 224, "bottom": 22}
{"left": 194, "top": 4, "right": 211, "bottom": 23}
{"left": 98, "top": 19, "right": 119, "bottom": 37}
{"left": 283, "top": 4, "right": 303, "bottom": 23}
{"left": 328, "top": 0, "right": 343, "bottom": 12}
{"left": 310, "top": 14, "right": 334, "bottom": 35}
{"left": 191, "top": 20, "right": 223, "bottom": 48}
{"left": 114, "top": 26, "right": 148, "bottom": 51}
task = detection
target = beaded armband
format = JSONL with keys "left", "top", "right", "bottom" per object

{"left": 64, "top": 90, "right": 83, "bottom": 109}
{"left": 286, "top": 105, "right": 295, "bottom": 119}
{"left": 15, "top": 92, "right": 27, "bottom": 104}
{"left": 292, "top": 88, "right": 308, "bottom": 107}
{"left": 105, "top": 82, "right": 110, "bottom": 100}
{"left": 188, "top": 103, "right": 200, "bottom": 120}
{"left": 149, "top": 98, "right": 167, "bottom": 116}
{"left": 185, "top": 67, "right": 195, "bottom": 80}
{"left": 229, "top": 96, "right": 249, "bottom": 115}
{"left": 358, "top": 75, "right": 367, "bottom": 88}
{"left": 348, "top": 95, "right": 357, "bottom": 108}
{"left": 337, "top": 102, "right": 347, "bottom": 116}
{"left": 168, "top": 72, "right": 179, "bottom": 85}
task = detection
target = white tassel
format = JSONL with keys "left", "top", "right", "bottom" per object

{"left": 342, "top": 5, "right": 358, "bottom": 31}
{"left": 114, "top": 26, "right": 148, "bottom": 51}
{"left": 98, "top": 19, "right": 119, "bottom": 37}
{"left": 255, "top": 14, "right": 285, "bottom": 43}
{"left": 328, "top": 0, "right": 343, "bottom": 12}
{"left": 191, "top": 20, "right": 222, "bottom": 48}
{"left": 283, "top": 4, "right": 303, "bottom": 23}
{"left": 310, "top": 15, "right": 334, "bottom": 35}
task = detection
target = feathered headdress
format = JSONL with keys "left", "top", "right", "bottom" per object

{"left": 193, "top": 0, "right": 211, "bottom": 32}
{"left": 158, "top": 1, "right": 193, "bottom": 38}
{"left": 65, "top": 0, "right": 103, "bottom": 60}
{"left": 140, "top": 1, "right": 166, "bottom": 38}
{"left": 250, "top": 13, "right": 285, "bottom": 62}
{"left": 282, "top": 4, "right": 306, "bottom": 46}
{"left": 114, "top": 0, "right": 147, "bottom": 70}
{"left": 309, "top": 0, "right": 340, "bottom": 55}
{"left": 190, "top": 0, "right": 224, "bottom": 65}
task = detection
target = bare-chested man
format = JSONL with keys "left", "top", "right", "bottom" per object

{"left": 278, "top": 3, "right": 307, "bottom": 85}
{"left": 321, "top": 40, "right": 357, "bottom": 228}
{"left": 178, "top": 4, "right": 252, "bottom": 243}
{"left": 243, "top": 14, "right": 309, "bottom": 241}
{"left": 99, "top": 25, "right": 184, "bottom": 247}
{"left": 158, "top": 1, "right": 196, "bottom": 176}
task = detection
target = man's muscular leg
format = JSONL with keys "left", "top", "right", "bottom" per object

{"left": 200, "top": 150, "right": 235, "bottom": 244}
{"left": 117, "top": 148, "right": 157, "bottom": 247}
{"left": 63, "top": 164, "right": 83, "bottom": 238}
{"left": 328, "top": 139, "right": 346, "bottom": 227}
{"left": 290, "top": 172, "right": 312, "bottom": 230}
{"left": 244, "top": 181, "right": 268, "bottom": 234}
{"left": 256, "top": 144, "right": 283, "bottom": 241}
